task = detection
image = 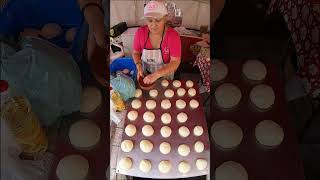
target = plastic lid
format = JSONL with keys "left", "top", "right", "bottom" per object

{"left": 0, "top": 80, "right": 9, "bottom": 93}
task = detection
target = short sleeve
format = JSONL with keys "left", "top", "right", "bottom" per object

{"left": 168, "top": 30, "right": 181, "bottom": 58}
{"left": 133, "top": 28, "right": 143, "bottom": 53}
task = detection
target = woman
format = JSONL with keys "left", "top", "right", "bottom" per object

{"left": 132, "top": 0, "right": 181, "bottom": 84}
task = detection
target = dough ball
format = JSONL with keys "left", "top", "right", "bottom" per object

{"left": 176, "top": 99, "right": 187, "bottom": 109}
{"left": 215, "top": 161, "right": 248, "bottom": 180}
{"left": 142, "top": 125, "right": 154, "bottom": 137}
{"left": 173, "top": 80, "right": 182, "bottom": 88}
{"left": 255, "top": 120, "right": 284, "bottom": 147}
{"left": 125, "top": 124, "right": 137, "bottom": 137}
{"left": 118, "top": 157, "right": 133, "bottom": 171}
{"left": 80, "top": 87, "right": 102, "bottom": 113}
{"left": 131, "top": 99, "right": 142, "bottom": 109}
{"left": 193, "top": 126, "right": 204, "bottom": 136}
{"left": 161, "top": 79, "right": 169, "bottom": 87}
{"left": 215, "top": 83, "right": 242, "bottom": 109}
{"left": 161, "top": 113, "right": 172, "bottom": 124}
{"left": 242, "top": 60, "right": 267, "bottom": 81}
{"left": 189, "top": 99, "right": 199, "bottom": 109}
{"left": 161, "top": 99, "right": 171, "bottom": 109}
{"left": 178, "top": 144, "right": 190, "bottom": 156}
{"left": 69, "top": 120, "right": 101, "bottom": 150}
{"left": 127, "top": 110, "right": 138, "bottom": 121}
{"left": 177, "top": 112, "right": 188, "bottom": 123}
{"left": 178, "top": 161, "right": 191, "bottom": 174}
{"left": 65, "top": 27, "right": 77, "bottom": 43}
{"left": 160, "top": 126, "right": 172, "bottom": 138}
{"left": 188, "top": 88, "right": 197, "bottom": 97}
{"left": 177, "top": 88, "right": 186, "bottom": 96}
{"left": 135, "top": 89, "right": 142, "bottom": 98}
{"left": 179, "top": 126, "right": 190, "bottom": 137}
{"left": 56, "top": 154, "right": 89, "bottom": 180}
{"left": 146, "top": 100, "right": 157, "bottom": 110}
{"left": 140, "top": 140, "right": 153, "bottom": 153}
{"left": 41, "top": 23, "right": 62, "bottom": 39}
{"left": 143, "top": 111, "right": 155, "bottom": 123}
{"left": 211, "top": 120, "right": 243, "bottom": 149}
{"left": 158, "top": 160, "right": 172, "bottom": 173}
{"left": 186, "top": 80, "right": 194, "bottom": 88}
{"left": 139, "top": 159, "right": 152, "bottom": 173}
{"left": 196, "top": 159, "right": 208, "bottom": 170}
{"left": 250, "top": 84, "right": 275, "bottom": 110}
{"left": 121, "top": 140, "right": 134, "bottom": 152}
{"left": 194, "top": 141, "right": 205, "bottom": 153}
{"left": 149, "top": 89, "right": 158, "bottom": 98}
{"left": 159, "top": 142, "right": 171, "bottom": 154}
{"left": 164, "top": 89, "right": 174, "bottom": 98}
{"left": 212, "top": 60, "right": 228, "bottom": 82}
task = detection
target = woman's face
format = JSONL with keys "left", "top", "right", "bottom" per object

{"left": 145, "top": 16, "right": 166, "bottom": 34}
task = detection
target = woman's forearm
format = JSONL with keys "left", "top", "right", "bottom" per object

{"left": 155, "top": 60, "right": 180, "bottom": 78}
{"left": 78, "top": 0, "right": 101, "bottom": 8}
{"left": 132, "top": 52, "right": 142, "bottom": 64}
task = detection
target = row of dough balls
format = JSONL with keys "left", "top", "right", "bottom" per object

{"left": 135, "top": 87, "right": 197, "bottom": 98}
{"left": 212, "top": 59, "right": 267, "bottom": 82}
{"left": 211, "top": 120, "right": 284, "bottom": 149}
{"left": 125, "top": 124, "right": 204, "bottom": 138}
{"left": 214, "top": 83, "right": 275, "bottom": 110}
{"left": 118, "top": 157, "right": 207, "bottom": 174}
{"left": 161, "top": 80, "right": 195, "bottom": 88}
{"left": 131, "top": 99, "right": 200, "bottom": 110}
{"left": 128, "top": 110, "right": 191, "bottom": 124}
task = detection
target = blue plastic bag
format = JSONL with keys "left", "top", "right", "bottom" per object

{"left": 110, "top": 57, "right": 137, "bottom": 81}
{"left": 110, "top": 72, "right": 136, "bottom": 101}
{"left": 1, "top": 37, "right": 81, "bottom": 126}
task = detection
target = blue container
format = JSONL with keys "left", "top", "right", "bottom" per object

{"left": 110, "top": 57, "right": 137, "bottom": 81}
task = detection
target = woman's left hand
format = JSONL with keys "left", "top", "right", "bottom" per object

{"left": 143, "top": 73, "right": 160, "bottom": 84}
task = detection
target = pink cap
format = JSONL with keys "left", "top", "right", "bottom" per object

{"left": 142, "top": 1, "right": 168, "bottom": 19}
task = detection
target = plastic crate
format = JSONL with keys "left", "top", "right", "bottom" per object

{"left": 110, "top": 57, "right": 137, "bottom": 81}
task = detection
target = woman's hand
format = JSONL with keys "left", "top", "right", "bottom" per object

{"left": 143, "top": 72, "right": 160, "bottom": 84}
{"left": 136, "top": 64, "right": 144, "bottom": 80}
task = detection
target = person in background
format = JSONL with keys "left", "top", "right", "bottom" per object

{"left": 132, "top": 0, "right": 182, "bottom": 84}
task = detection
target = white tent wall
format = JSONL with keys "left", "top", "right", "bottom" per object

{"left": 110, "top": 0, "right": 210, "bottom": 30}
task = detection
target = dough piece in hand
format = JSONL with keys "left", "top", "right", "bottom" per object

{"left": 189, "top": 99, "right": 199, "bottom": 109}
{"left": 186, "top": 80, "right": 194, "bottom": 88}
{"left": 177, "top": 88, "right": 186, "bottom": 96}
{"left": 139, "top": 159, "right": 152, "bottom": 173}
{"left": 215, "top": 83, "right": 242, "bottom": 109}
{"left": 255, "top": 120, "right": 284, "bottom": 147}
{"left": 160, "top": 126, "right": 172, "bottom": 138}
{"left": 125, "top": 124, "right": 137, "bottom": 137}
{"left": 142, "top": 125, "right": 154, "bottom": 137}
{"left": 121, "top": 140, "right": 134, "bottom": 152}
{"left": 159, "top": 142, "right": 171, "bottom": 154}
{"left": 135, "top": 89, "right": 142, "bottom": 98}
{"left": 178, "top": 161, "right": 191, "bottom": 174}
{"left": 211, "top": 120, "right": 243, "bottom": 149}
{"left": 158, "top": 160, "right": 172, "bottom": 173}
{"left": 69, "top": 120, "right": 101, "bottom": 150}
{"left": 178, "top": 144, "right": 190, "bottom": 156}
{"left": 140, "top": 140, "right": 153, "bottom": 153}
{"left": 250, "top": 84, "right": 275, "bottom": 110}
{"left": 179, "top": 126, "right": 190, "bottom": 137}
{"left": 193, "top": 126, "right": 204, "bottom": 136}
{"left": 173, "top": 80, "right": 182, "bottom": 88}
{"left": 212, "top": 60, "right": 228, "bottom": 82}
{"left": 149, "top": 89, "right": 158, "bottom": 98}
{"left": 127, "top": 110, "right": 138, "bottom": 121}
{"left": 41, "top": 23, "right": 62, "bottom": 39}
{"left": 161, "top": 113, "right": 171, "bottom": 124}
{"left": 176, "top": 99, "right": 186, "bottom": 109}
{"left": 161, "top": 80, "right": 169, "bottom": 87}
{"left": 143, "top": 111, "right": 155, "bottom": 123}
{"left": 56, "top": 154, "right": 89, "bottom": 180}
{"left": 131, "top": 99, "right": 142, "bottom": 109}
{"left": 215, "top": 161, "right": 248, "bottom": 180}
{"left": 161, "top": 99, "right": 171, "bottom": 109}
{"left": 146, "top": 100, "right": 157, "bottom": 110}
{"left": 242, "top": 60, "right": 267, "bottom": 81}
{"left": 164, "top": 89, "right": 174, "bottom": 98}
{"left": 177, "top": 112, "right": 188, "bottom": 123}
{"left": 80, "top": 87, "right": 102, "bottom": 113}
{"left": 196, "top": 159, "right": 208, "bottom": 170}
{"left": 118, "top": 157, "right": 133, "bottom": 171}
{"left": 188, "top": 88, "right": 196, "bottom": 97}
{"left": 65, "top": 27, "right": 77, "bottom": 43}
{"left": 194, "top": 141, "right": 205, "bottom": 153}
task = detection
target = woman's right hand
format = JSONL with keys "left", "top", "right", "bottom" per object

{"left": 136, "top": 64, "right": 144, "bottom": 80}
